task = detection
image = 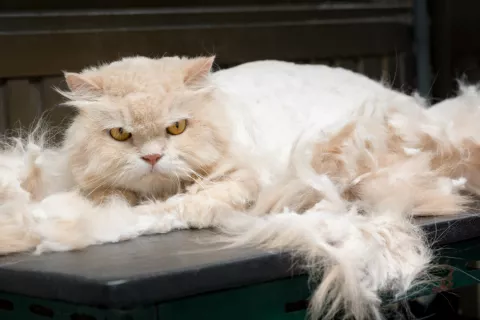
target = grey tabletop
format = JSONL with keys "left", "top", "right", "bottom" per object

{"left": 0, "top": 214, "right": 478, "bottom": 309}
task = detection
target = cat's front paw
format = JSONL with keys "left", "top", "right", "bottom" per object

{"left": 134, "top": 203, "right": 156, "bottom": 215}
{"left": 136, "top": 194, "right": 185, "bottom": 215}
{"left": 134, "top": 202, "right": 188, "bottom": 234}
{"left": 135, "top": 202, "right": 167, "bottom": 215}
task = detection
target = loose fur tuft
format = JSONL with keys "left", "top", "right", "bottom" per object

{"left": 218, "top": 207, "right": 431, "bottom": 320}
{"left": 217, "top": 93, "right": 474, "bottom": 319}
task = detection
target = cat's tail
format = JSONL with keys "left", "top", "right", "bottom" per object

{"left": 218, "top": 175, "right": 432, "bottom": 320}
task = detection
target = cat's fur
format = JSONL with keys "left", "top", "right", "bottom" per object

{"left": 0, "top": 56, "right": 479, "bottom": 319}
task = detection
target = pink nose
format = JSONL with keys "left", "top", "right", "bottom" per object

{"left": 141, "top": 154, "right": 162, "bottom": 166}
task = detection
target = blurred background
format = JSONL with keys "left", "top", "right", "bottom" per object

{"left": 1, "top": 0, "right": 479, "bottom": 318}
{"left": 2, "top": 0, "right": 478, "bottom": 137}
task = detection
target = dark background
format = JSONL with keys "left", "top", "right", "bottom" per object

{"left": 1, "top": 0, "right": 478, "bottom": 135}
{"left": 1, "top": 0, "right": 413, "bottom": 135}
{"left": 1, "top": 1, "right": 480, "bottom": 319}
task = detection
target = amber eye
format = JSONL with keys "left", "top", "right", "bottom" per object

{"left": 109, "top": 127, "right": 132, "bottom": 141}
{"left": 166, "top": 119, "right": 187, "bottom": 135}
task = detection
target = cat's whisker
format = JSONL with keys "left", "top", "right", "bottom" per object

{"left": 184, "top": 167, "right": 205, "bottom": 181}
{"left": 176, "top": 172, "right": 213, "bottom": 204}
{"left": 177, "top": 169, "right": 215, "bottom": 205}
{"left": 182, "top": 173, "right": 205, "bottom": 191}
{"left": 104, "top": 172, "right": 126, "bottom": 192}
{"left": 172, "top": 172, "right": 182, "bottom": 193}
{"left": 81, "top": 170, "right": 123, "bottom": 199}
{"left": 80, "top": 172, "right": 119, "bottom": 190}
{"left": 181, "top": 167, "right": 208, "bottom": 191}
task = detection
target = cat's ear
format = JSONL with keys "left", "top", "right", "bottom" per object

{"left": 184, "top": 56, "right": 215, "bottom": 86}
{"left": 64, "top": 72, "right": 103, "bottom": 94}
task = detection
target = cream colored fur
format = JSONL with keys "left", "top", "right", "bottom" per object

{"left": 0, "top": 57, "right": 479, "bottom": 319}
{"left": 219, "top": 95, "right": 472, "bottom": 320}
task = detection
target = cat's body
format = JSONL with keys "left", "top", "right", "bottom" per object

{"left": 19, "top": 57, "right": 401, "bottom": 211}
{"left": 1, "top": 56, "right": 479, "bottom": 320}
{"left": 58, "top": 58, "right": 399, "bottom": 203}
{"left": 213, "top": 60, "right": 395, "bottom": 186}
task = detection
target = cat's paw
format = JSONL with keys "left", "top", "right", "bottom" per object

{"left": 134, "top": 201, "right": 188, "bottom": 233}
{"left": 136, "top": 195, "right": 185, "bottom": 215}
{"left": 135, "top": 202, "right": 167, "bottom": 215}
{"left": 134, "top": 203, "right": 188, "bottom": 234}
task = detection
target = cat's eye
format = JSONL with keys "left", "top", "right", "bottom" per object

{"left": 166, "top": 119, "right": 187, "bottom": 135}
{"left": 109, "top": 127, "right": 132, "bottom": 141}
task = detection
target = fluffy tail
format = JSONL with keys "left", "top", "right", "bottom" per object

{"left": 218, "top": 96, "right": 467, "bottom": 319}
{"left": 221, "top": 207, "right": 430, "bottom": 320}
{"left": 219, "top": 171, "right": 432, "bottom": 320}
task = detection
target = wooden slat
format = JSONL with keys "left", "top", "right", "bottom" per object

{"left": 335, "top": 59, "right": 357, "bottom": 72}
{"left": 380, "top": 55, "right": 390, "bottom": 83}
{"left": 307, "top": 59, "right": 329, "bottom": 66}
{"left": 0, "top": 82, "right": 7, "bottom": 133}
{"left": 386, "top": 52, "right": 407, "bottom": 90}
{"left": 0, "top": 21, "right": 411, "bottom": 77}
{"left": 0, "top": 0, "right": 412, "bottom": 11}
{"left": 356, "top": 58, "right": 365, "bottom": 74}
{"left": 5, "top": 79, "right": 42, "bottom": 130}
{"left": 41, "top": 77, "right": 65, "bottom": 112}
{"left": 41, "top": 76, "right": 74, "bottom": 128}
{"left": 386, "top": 54, "right": 401, "bottom": 89}
{"left": 403, "top": 52, "right": 415, "bottom": 93}
{"left": 429, "top": 0, "right": 453, "bottom": 98}
{"left": 362, "top": 57, "right": 383, "bottom": 81}
{"left": 0, "top": 4, "right": 413, "bottom": 33}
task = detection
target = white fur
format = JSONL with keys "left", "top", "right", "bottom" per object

{"left": 0, "top": 59, "right": 475, "bottom": 319}
{"left": 214, "top": 61, "right": 398, "bottom": 186}
{"left": 213, "top": 96, "right": 437, "bottom": 319}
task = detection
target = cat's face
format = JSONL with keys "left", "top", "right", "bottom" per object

{"left": 61, "top": 56, "right": 228, "bottom": 195}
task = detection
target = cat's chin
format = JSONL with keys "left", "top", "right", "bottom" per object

{"left": 145, "top": 166, "right": 180, "bottom": 178}
{"left": 128, "top": 162, "right": 187, "bottom": 182}
{"left": 133, "top": 162, "right": 171, "bottom": 177}
{"left": 137, "top": 168, "right": 171, "bottom": 180}
{"left": 116, "top": 172, "right": 181, "bottom": 198}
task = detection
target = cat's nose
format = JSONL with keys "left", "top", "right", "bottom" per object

{"left": 141, "top": 154, "right": 162, "bottom": 166}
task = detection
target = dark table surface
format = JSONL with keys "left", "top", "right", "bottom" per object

{"left": 0, "top": 214, "right": 479, "bottom": 309}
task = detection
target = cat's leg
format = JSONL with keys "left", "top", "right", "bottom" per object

{"left": 134, "top": 167, "right": 259, "bottom": 231}
{"left": 87, "top": 188, "right": 139, "bottom": 206}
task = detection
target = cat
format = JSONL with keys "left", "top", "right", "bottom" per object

{"left": 24, "top": 55, "right": 402, "bottom": 223}
{"left": 0, "top": 55, "right": 478, "bottom": 320}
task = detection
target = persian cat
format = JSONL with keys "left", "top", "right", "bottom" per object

{"left": 1, "top": 56, "right": 479, "bottom": 319}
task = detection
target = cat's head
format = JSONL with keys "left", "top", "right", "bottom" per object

{"left": 60, "top": 56, "right": 229, "bottom": 196}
